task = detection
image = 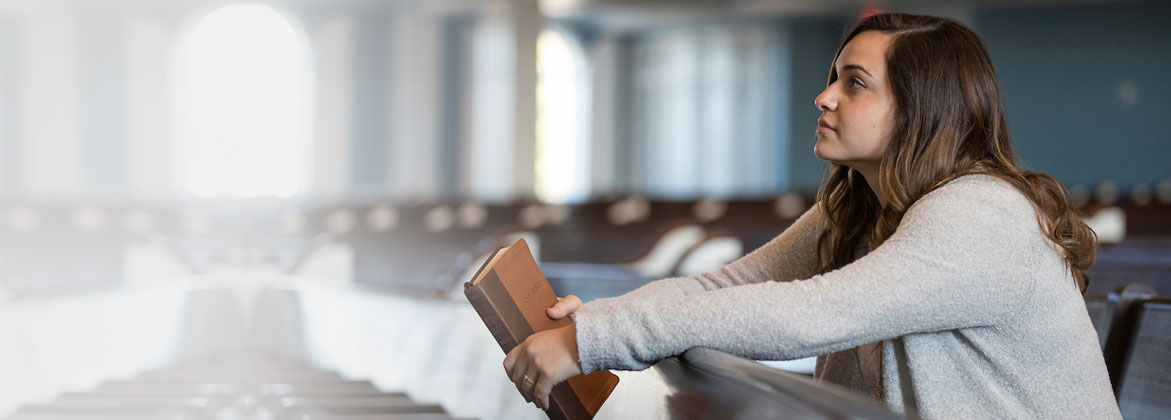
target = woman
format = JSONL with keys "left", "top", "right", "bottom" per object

{"left": 503, "top": 12, "right": 1121, "bottom": 419}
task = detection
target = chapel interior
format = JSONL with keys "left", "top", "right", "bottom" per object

{"left": 0, "top": 0, "right": 1167, "bottom": 419}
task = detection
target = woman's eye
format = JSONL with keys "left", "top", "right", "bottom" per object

{"left": 850, "top": 77, "right": 866, "bottom": 88}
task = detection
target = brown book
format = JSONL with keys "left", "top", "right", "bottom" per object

{"left": 464, "top": 238, "right": 619, "bottom": 420}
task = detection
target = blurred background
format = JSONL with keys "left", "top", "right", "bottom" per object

{"left": 0, "top": 0, "right": 1167, "bottom": 419}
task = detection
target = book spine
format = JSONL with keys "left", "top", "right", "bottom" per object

{"left": 467, "top": 283, "right": 577, "bottom": 419}
{"left": 465, "top": 282, "right": 520, "bottom": 352}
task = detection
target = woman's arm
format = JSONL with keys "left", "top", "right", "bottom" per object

{"left": 579, "top": 204, "right": 826, "bottom": 314}
{"left": 575, "top": 177, "right": 1041, "bottom": 374}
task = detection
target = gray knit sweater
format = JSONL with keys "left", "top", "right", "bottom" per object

{"left": 574, "top": 175, "right": 1122, "bottom": 419}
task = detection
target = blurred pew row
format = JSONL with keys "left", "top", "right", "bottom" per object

{"left": 0, "top": 189, "right": 1166, "bottom": 298}
{"left": 0, "top": 279, "right": 907, "bottom": 419}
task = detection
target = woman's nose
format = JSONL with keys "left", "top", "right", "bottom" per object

{"left": 814, "top": 88, "right": 836, "bottom": 112}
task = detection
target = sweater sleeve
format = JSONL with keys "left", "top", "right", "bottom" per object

{"left": 575, "top": 177, "right": 1042, "bottom": 374}
{"left": 578, "top": 204, "right": 826, "bottom": 314}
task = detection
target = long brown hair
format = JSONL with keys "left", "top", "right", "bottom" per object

{"left": 815, "top": 13, "right": 1097, "bottom": 292}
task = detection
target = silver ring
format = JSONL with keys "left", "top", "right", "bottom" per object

{"left": 523, "top": 374, "right": 535, "bottom": 386}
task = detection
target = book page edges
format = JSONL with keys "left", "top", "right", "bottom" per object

{"left": 466, "top": 245, "right": 505, "bottom": 287}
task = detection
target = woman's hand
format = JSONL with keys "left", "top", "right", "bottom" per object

{"left": 546, "top": 295, "right": 583, "bottom": 320}
{"left": 503, "top": 295, "right": 585, "bottom": 411}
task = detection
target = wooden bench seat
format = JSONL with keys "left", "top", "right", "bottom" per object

{"left": 1116, "top": 298, "right": 1171, "bottom": 419}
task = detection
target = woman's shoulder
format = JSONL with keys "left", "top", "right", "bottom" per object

{"left": 909, "top": 173, "right": 1036, "bottom": 226}
{"left": 937, "top": 173, "right": 1021, "bottom": 194}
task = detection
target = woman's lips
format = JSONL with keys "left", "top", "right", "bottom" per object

{"left": 818, "top": 118, "right": 835, "bottom": 133}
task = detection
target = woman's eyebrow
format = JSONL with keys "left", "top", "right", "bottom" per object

{"left": 840, "top": 64, "right": 873, "bottom": 78}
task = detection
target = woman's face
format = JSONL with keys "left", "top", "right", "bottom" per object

{"left": 813, "top": 31, "right": 896, "bottom": 174}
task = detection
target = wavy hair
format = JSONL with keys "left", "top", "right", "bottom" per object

{"left": 815, "top": 13, "right": 1097, "bottom": 292}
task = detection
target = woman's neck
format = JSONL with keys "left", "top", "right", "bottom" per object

{"left": 854, "top": 166, "right": 889, "bottom": 208}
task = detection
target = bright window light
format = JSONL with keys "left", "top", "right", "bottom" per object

{"left": 535, "top": 29, "right": 590, "bottom": 204}
{"left": 172, "top": 3, "right": 312, "bottom": 198}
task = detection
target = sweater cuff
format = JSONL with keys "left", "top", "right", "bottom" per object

{"left": 574, "top": 309, "right": 607, "bottom": 374}
{"left": 574, "top": 307, "right": 642, "bottom": 375}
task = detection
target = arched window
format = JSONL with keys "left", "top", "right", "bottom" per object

{"left": 535, "top": 29, "right": 590, "bottom": 204}
{"left": 171, "top": 4, "right": 312, "bottom": 198}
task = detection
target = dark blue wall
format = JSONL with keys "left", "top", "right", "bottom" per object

{"left": 977, "top": 1, "right": 1171, "bottom": 189}
{"left": 787, "top": 17, "right": 852, "bottom": 191}
{"left": 783, "top": 2, "right": 1171, "bottom": 192}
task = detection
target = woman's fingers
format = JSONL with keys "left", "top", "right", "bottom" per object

{"left": 503, "top": 346, "right": 516, "bottom": 372}
{"left": 504, "top": 326, "right": 582, "bottom": 410}
{"left": 504, "top": 346, "right": 531, "bottom": 402}
{"left": 546, "top": 295, "right": 583, "bottom": 319}
{"left": 522, "top": 371, "right": 539, "bottom": 403}
{"left": 534, "top": 375, "right": 555, "bottom": 410}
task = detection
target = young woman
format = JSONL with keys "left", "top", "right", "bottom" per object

{"left": 503, "top": 12, "right": 1121, "bottom": 419}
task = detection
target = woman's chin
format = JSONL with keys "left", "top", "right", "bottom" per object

{"left": 813, "top": 141, "right": 831, "bottom": 161}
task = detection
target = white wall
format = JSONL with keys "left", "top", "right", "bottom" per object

{"left": 125, "top": 12, "right": 176, "bottom": 199}
{"left": 388, "top": 11, "right": 443, "bottom": 201}
{"left": 18, "top": 9, "right": 82, "bottom": 198}
{"left": 310, "top": 12, "right": 354, "bottom": 201}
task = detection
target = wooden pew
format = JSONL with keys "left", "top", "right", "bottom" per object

{"left": 344, "top": 203, "right": 514, "bottom": 290}
{"left": 7, "top": 353, "right": 456, "bottom": 420}
{"left": 697, "top": 198, "right": 803, "bottom": 253}
{"left": 1097, "top": 283, "right": 1159, "bottom": 394}
{"left": 1083, "top": 200, "right": 1171, "bottom": 296}
{"left": 0, "top": 203, "right": 129, "bottom": 293}
{"left": 316, "top": 197, "right": 802, "bottom": 293}
{"left": 599, "top": 347, "right": 902, "bottom": 419}
{"left": 1088, "top": 237, "right": 1171, "bottom": 296}
{"left": 1115, "top": 297, "right": 1171, "bottom": 419}
{"left": 534, "top": 201, "right": 693, "bottom": 264}
{"left": 88, "top": 381, "right": 388, "bottom": 397}
{"left": 296, "top": 416, "right": 463, "bottom": 420}
{"left": 1084, "top": 293, "right": 1116, "bottom": 350}
{"left": 540, "top": 219, "right": 706, "bottom": 302}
